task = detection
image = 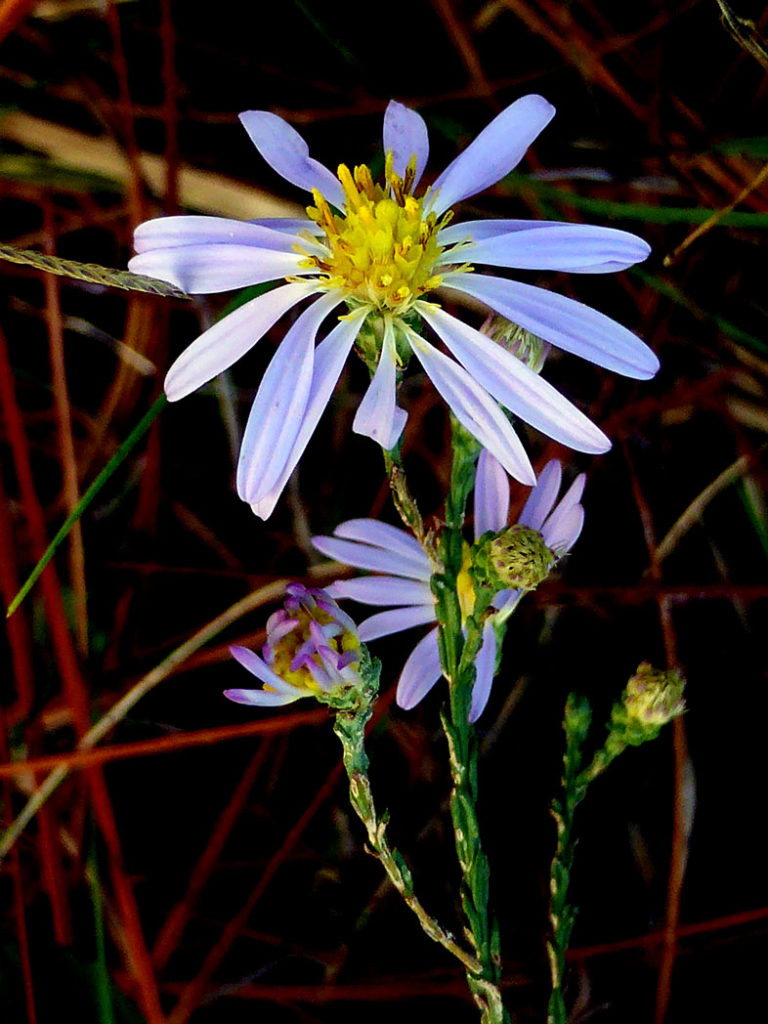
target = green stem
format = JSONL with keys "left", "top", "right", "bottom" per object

{"left": 383, "top": 446, "right": 431, "bottom": 553}
{"left": 434, "top": 417, "right": 508, "bottom": 1024}
{"left": 333, "top": 702, "right": 481, "bottom": 975}
{"left": 547, "top": 695, "right": 591, "bottom": 1024}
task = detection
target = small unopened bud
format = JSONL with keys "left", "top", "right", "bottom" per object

{"left": 473, "top": 524, "right": 556, "bottom": 594}
{"left": 611, "top": 662, "right": 686, "bottom": 746}
{"left": 481, "top": 315, "right": 551, "bottom": 374}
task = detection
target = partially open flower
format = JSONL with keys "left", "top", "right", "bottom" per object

{"left": 313, "top": 451, "right": 586, "bottom": 722}
{"left": 225, "top": 584, "right": 364, "bottom": 709}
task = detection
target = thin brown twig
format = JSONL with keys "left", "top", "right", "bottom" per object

{"left": 664, "top": 161, "right": 768, "bottom": 265}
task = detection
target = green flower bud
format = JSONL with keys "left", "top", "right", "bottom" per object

{"left": 610, "top": 663, "right": 686, "bottom": 746}
{"left": 472, "top": 524, "right": 557, "bottom": 594}
{"left": 482, "top": 314, "right": 551, "bottom": 374}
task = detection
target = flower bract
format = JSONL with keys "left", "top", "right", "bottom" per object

{"left": 130, "top": 98, "right": 656, "bottom": 518}
{"left": 312, "top": 450, "right": 586, "bottom": 721}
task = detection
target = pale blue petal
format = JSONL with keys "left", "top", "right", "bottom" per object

{"left": 396, "top": 628, "right": 443, "bottom": 710}
{"left": 564, "top": 261, "right": 646, "bottom": 274}
{"left": 229, "top": 645, "right": 297, "bottom": 693}
{"left": 551, "top": 473, "right": 586, "bottom": 514}
{"left": 427, "top": 95, "right": 555, "bottom": 216}
{"left": 353, "top": 324, "right": 407, "bottom": 450}
{"left": 469, "top": 621, "right": 497, "bottom": 723}
{"left": 128, "top": 244, "right": 311, "bottom": 294}
{"left": 383, "top": 100, "right": 429, "bottom": 187}
{"left": 541, "top": 474, "right": 586, "bottom": 551}
{"left": 418, "top": 305, "right": 609, "bottom": 455}
{"left": 438, "top": 218, "right": 572, "bottom": 246}
{"left": 475, "top": 449, "right": 510, "bottom": 540}
{"left": 518, "top": 460, "right": 562, "bottom": 530}
{"left": 443, "top": 272, "right": 659, "bottom": 380}
{"left": 407, "top": 330, "right": 535, "bottom": 485}
{"left": 246, "top": 309, "right": 368, "bottom": 519}
{"left": 165, "top": 281, "right": 319, "bottom": 401}
{"left": 438, "top": 225, "right": 650, "bottom": 273}
{"left": 133, "top": 216, "right": 306, "bottom": 253}
{"left": 239, "top": 110, "right": 345, "bottom": 208}
{"left": 224, "top": 687, "right": 303, "bottom": 707}
{"left": 543, "top": 503, "right": 584, "bottom": 553}
{"left": 330, "top": 576, "right": 434, "bottom": 607}
{"left": 312, "top": 535, "right": 431, "bottom": 580}
{"left": 237, "top": 292, "right": 340, "bottom": 501}
{"left": 249, "top": 217, "right": 321, "bottom": 235}
{"left": 493, "top": 588, "right": 522, "bottom": 614}
{"left": 333, "top": 519, "right": 427, "bottom": 562}
{"left": 359, "top": 605, "right": 437, "bottom": 642}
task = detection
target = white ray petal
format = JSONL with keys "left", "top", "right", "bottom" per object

{"left": 406, "top": 329, "right": 536, "bottom": 485}
{"left": 474, "top": 449, "right": 510, "bottom": 540}
{"left": 383, "top": 100, "right": 429, "bottom": 187}
{"left": 443, "top": 272, "right": 659, "bottom": 380}
{"left": 353, "top": 321, "right": 407, "bottom": 450}
{"left": 427, "top": 95, "right": 555, "bottom": 216}
{"left": 417, "top": 305, "right": 609, "bottom": 454}
{"left": 128, "top": 244, "right": 311, "bottom": 294}
{"left": 239, "top": 110, "right": 345, "bottom": 208}
{"left": 359, "top": 605, "right": 437, "bottom": 641}
{"left": 246, "top": 308, "right": 368, "bottom": 519}
{"left": 518, "top": 460, "right": 562, "bottom": 531}
{"left": 396, "top": 628, "right": 443, "bottom": 710}
{"left": 438, "top": 224, "right": 650, "bottom": 273}
{"left": 469, "top": 621, "right": 497, "bottom": 723}
{"left": 329, "top": 577, "right": 434, "bottom": 608}
{"left": 165, "top": 281, "right": 319, "bottom": 401}
{"left": 332, "top": 519, "right": 427, "bottom": 561}
{"left": 312, "top": 535, "right": 432, "bottom": 580}
{"left": 133, "top": 216, "right": 306, "bottom": 253}
{"left": 237, "top": 292, "right": 340, "bottom": 500}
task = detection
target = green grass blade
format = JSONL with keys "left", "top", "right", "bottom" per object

{"left": 87, "top": 849, "right": 116, "bottom": 1024}
{"left": 5, "top": 394, "right": 167, "bottom": 619}
{"left": 506, "top": 174, "right": 768, "bottom": 228}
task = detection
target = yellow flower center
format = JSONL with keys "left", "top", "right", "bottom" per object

{"left": 266, "top": 607, "right": 360, "bottom": 694}
{"left": 299, "top": 154, "right": 452, "bottom": 318}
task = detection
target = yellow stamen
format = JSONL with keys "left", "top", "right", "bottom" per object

{"left": 299, "top": 158, "right": 452, "bottom": 318}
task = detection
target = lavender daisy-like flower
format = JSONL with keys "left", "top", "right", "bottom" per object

{"left": 130, "top": 96, "right": 656, "bottom": 518}
{"left": 312, "top": 451, "right": 585, "bottom": 722}
{"left": 225, "top": 583, "right": 363, "bottom": 708}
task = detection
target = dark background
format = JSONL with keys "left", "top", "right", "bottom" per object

{"left": 1, "top": 1, "right": 767, "bottom": 1021}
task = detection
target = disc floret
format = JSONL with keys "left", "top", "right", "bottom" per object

{"left": 301, "top": 155, "right": 451, "bottom": 318}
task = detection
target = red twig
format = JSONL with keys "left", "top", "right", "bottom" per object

{"left": 151, "top": 742, "right": 273, "bottom": 971}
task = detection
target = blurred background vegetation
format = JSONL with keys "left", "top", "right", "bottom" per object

{"left": 1, "top": 1, "right": 767, "bottom": 1021}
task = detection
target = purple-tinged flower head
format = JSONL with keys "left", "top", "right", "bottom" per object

{"left": 312, "top": 450, "right": 586, "bottom": 722}
{"left": 617, "top": 663, "right": 686, "bottom": 737}
{"left": 130, "top": 97, "right": 657, "bottom": 519}
{"left": 225, "top": 584, "right": 364, "bottom": 709}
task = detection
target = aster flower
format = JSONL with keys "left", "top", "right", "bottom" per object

{"left": 225, "top": 583, "right": 363, "bottom": 708}
{"left": 312, "top": 450, "right": 585, "bottom": 722}
{"left": 130, "top": 97, "right": 656, "bottom": 518}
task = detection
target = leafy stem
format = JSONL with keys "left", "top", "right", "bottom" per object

{"left": 432, "top": 416, "right": 508, "bottom": 1024}
{"left": 332, "top": 666, "right": 481, "bottom": 975}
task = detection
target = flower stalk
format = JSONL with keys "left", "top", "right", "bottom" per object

{"left": 332, "top": 668, "right": 483, "bottom": 976}
{"left": 548, "top": 670, "right": 685, "bottom": 1023}
{"left": 433, "top": 416, "right": 509, "bottom": 1024}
